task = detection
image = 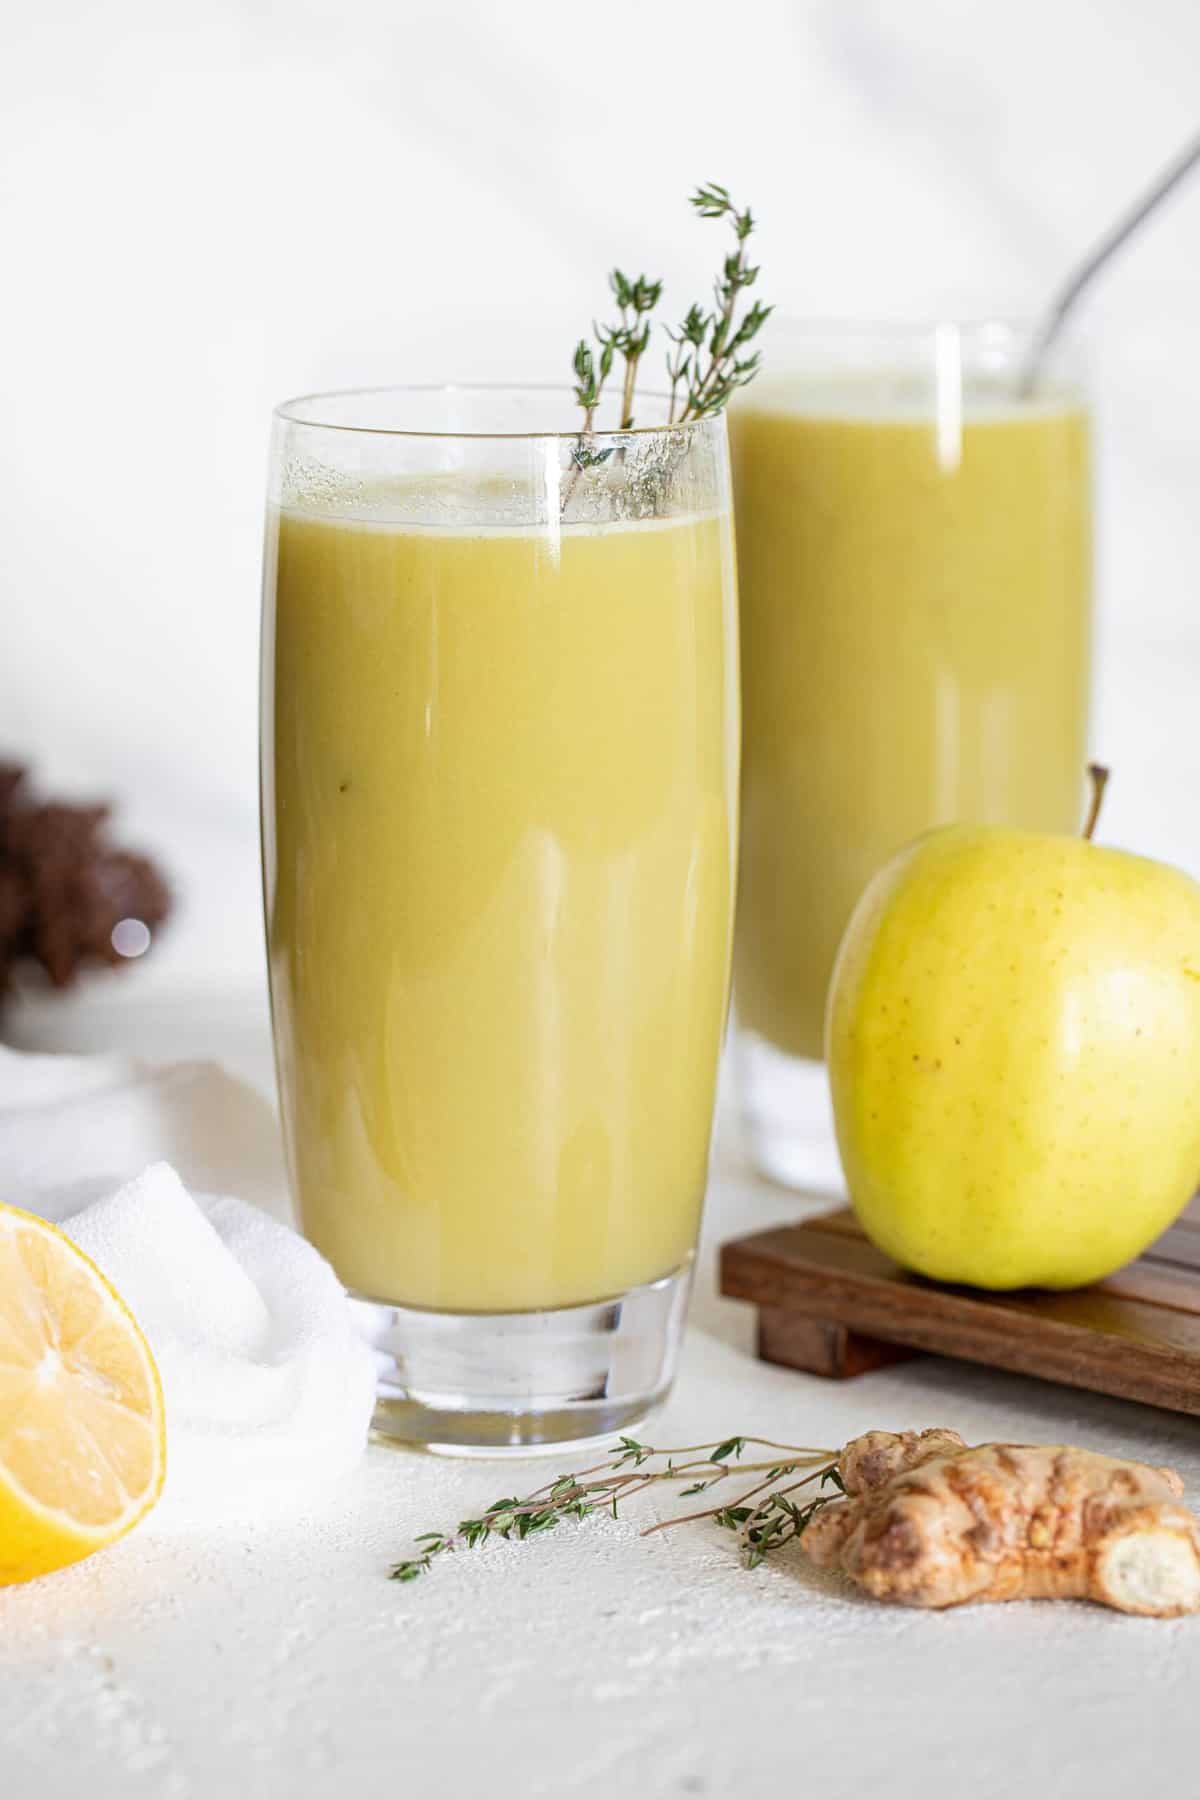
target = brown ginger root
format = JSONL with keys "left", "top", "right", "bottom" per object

{"left": 802, "top": 1429, "right": 1200, "bottom": 1616}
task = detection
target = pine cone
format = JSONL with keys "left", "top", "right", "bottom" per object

{"left": 0, "top": 764, "right": 171, "bottom": 1000}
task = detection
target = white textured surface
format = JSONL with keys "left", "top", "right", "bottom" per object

{"left": 3, "top": 991, "right": 1200, "bottom": 1797}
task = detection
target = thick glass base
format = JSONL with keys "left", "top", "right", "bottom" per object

{"left": 735, "top": 1030, "right": 845, "bottom": 1195}
{"left": 352, "top": 1260, "right": 693, "bottom": 1455}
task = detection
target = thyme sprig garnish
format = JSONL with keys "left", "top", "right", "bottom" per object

{"left": 670, "top": 183, "right": 772, "bottom": 421}
{"left": 570, "top": 180, "right": 772, "bottom": 442}
{"left": 573, "top": 271, "right": 664, "bottom": 435}
{"left": 390, "top": 1434, "right": 840, "bottom": 1582}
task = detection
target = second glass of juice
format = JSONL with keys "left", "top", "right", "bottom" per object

{"left": 262, "top": 387, "right": 739, "bottom": 1450}
{"left": 729, "top": 323, "right": 1092, "bottom": 1188}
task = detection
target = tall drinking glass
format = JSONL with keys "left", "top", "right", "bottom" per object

{"left": 261, "top": 387, "right": 739, "bottom": 1451}
{"left": 729, "top": 323, "right": 1092, "bottom": 1188}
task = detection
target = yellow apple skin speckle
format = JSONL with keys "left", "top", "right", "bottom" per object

{"left": 826, "top": 826, "right": 1200, "bottom": 1290}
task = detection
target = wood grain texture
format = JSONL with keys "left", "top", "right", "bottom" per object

{"left": 720, "top": 1199, "right": 1200, "bottom": 1414}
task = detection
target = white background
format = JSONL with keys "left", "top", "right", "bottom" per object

{"left": 2, "top": 0, "right": 1198, "bottom": 993}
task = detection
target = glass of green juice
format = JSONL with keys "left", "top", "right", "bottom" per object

{"left": 729, "top": 322, "right": 1092, "bottom": 1189}
{"left": 261, "top": 386, "right": 739, "bottom": 1451}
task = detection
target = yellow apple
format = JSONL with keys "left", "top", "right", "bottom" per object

{"left": 826, "top": 806, "right": 1200, "bottom": 1290}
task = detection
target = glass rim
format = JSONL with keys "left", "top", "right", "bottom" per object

{"left": 762, "top": 315, "right": 1040, "bottom": 338}
{"left": 272, "top": 382, "right": 717, "bottom": 442}
{"left": 749, "top": 316, "right": 1089, "bottom": 393}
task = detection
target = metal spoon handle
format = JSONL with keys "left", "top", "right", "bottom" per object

{"left": 1021, "top": 127, "right": 1200, "bottom": 396}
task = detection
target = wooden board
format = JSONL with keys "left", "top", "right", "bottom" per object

{"left": 719, "top": 1199, "right": 1200, "bottom": 1415}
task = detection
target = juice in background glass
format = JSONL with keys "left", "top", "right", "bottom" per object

{"left": 261, "top": 387, "right": 739, "bottom": 1449}
{"left": 729, "top": 324, "right": 1092, "bottom": 1186}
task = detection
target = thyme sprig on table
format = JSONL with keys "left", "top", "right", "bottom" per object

{"left": 570, "top": 180, "right": 772, "bottom": 450}
{"left": 390, "top": 1434, "right": 842, "bottom": 1582}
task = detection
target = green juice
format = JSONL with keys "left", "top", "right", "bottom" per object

{"left": 731, "top": 389, "right": 1092, "bottom": 1062}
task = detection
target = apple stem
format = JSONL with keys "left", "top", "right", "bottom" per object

{"left": 1082, "top": 763, "right": 1111, "bottom": 841}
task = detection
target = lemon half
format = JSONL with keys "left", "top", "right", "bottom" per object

{"left": 0, "top": 1203, "right": 165, "bottom": 1583}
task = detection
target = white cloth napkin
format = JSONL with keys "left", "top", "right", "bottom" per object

{"left": 0, "top": 1043, "right": 376, "bottom": 1527}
